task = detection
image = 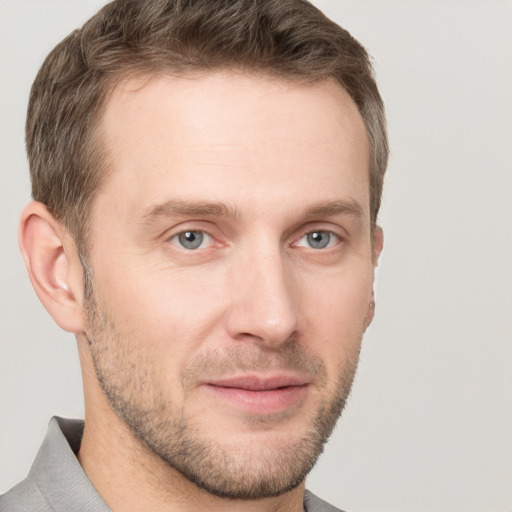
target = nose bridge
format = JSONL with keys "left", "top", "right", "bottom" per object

{"left": 227, "top": 239, "right": 298, "bottom": 345}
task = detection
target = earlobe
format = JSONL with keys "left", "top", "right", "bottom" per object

{"left": 19, "top": 201, "right": 85, "bottom": 333}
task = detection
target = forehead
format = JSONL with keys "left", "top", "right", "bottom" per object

{"left": 102, "top": 71, "right": 366, "bottom": 148}
{"left": 95, "top": 71, "right": 369, "bottom": 218}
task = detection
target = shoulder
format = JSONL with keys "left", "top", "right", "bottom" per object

{"left": 304, "top": 489, "right": 347, "bottom": 512}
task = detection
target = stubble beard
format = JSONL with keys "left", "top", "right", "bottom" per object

{"left": 82, "top": 268, "right": 362, "bottom": 500}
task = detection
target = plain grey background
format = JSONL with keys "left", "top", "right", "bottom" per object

{"left": 1, "top": 1, "right": 511, "bottom": 510}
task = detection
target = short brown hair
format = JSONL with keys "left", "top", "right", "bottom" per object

{"left": 26, "top": 0, "right": 388, "bottom": 251}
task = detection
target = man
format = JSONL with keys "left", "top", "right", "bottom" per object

{"left": 1, "top": 0, "right": 387, "bottom": 510}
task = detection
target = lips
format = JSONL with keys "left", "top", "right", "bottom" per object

{"left": 202, "top": 374, "right": 309, "bottom": 414}
{"left": 208, "top": 374, "right": 308, "bottom": 390}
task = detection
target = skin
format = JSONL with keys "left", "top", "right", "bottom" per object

{"left": 20, "top": 71, "right": 383, "bottom": 512}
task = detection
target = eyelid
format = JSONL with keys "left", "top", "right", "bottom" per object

{"left": 163, "top": 220, "right": 216, "bottom": 240}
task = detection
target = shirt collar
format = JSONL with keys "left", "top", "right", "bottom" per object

{"left": 28, "top": 416, "right": 110, "bottom": 511}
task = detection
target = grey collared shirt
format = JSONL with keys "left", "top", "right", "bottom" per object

{"left": 0, "top": 417, "right": 344, "bottom": 512}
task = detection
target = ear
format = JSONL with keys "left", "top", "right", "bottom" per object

{"left": 372, "top": 225, "right": 384, "bottom": 266}
{"left": 363, "top": 291, "right": 376, "bottom": 330}
{"left": 364, "top": 226, "right": 384, "bottom": 330}
{"left": 19, "top": 201, "right": 86, "bottom": 333}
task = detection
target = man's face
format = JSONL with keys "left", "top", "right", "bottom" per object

{"left": 83, "top": 72, "right": 378, "bottom": 499}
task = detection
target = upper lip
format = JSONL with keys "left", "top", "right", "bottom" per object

{"left": 205, "top": 374, "right": 309, "bottom": 391}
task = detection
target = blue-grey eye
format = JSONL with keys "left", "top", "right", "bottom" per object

{"left": 177, "top": 231, "right": 204, "bottom": 249}
{"left": 306, "top": 231, "right": 332, "bottom": 249}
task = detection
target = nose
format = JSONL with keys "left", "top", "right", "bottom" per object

{"left": 225, "top": 246, "right": 299, "bottom": 347}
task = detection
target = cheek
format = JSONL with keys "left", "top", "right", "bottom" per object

{"left": 302, "top": 262, "right": 373, "bottom": 321}
{"left": 96, "top": 264, "right": 229, "bottom": 355}
{"left": 300, "top": 265, "right": 373, "bottom": 360}
{"left": 89, "top": 268, "right": 230, "bottom": 408}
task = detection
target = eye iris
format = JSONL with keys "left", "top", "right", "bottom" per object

{"left": 178, "top": 231, "right": 203, "bottom": 249}
{"left": 307, "top": 231, "right": 330, "bottom": 249}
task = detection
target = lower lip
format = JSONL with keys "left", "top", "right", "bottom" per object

{"left": 203, "top": 384, "right": 308, "bottom": 414}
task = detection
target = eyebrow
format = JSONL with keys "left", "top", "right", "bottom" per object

{"left": 141, "top": 199, "right": 240, "bottom": 224}
{"left": 140, "top": 198, "right": 364, "bottom": 225}
{"left": 301, "top": 199, "right": 365, "bottom": 219}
